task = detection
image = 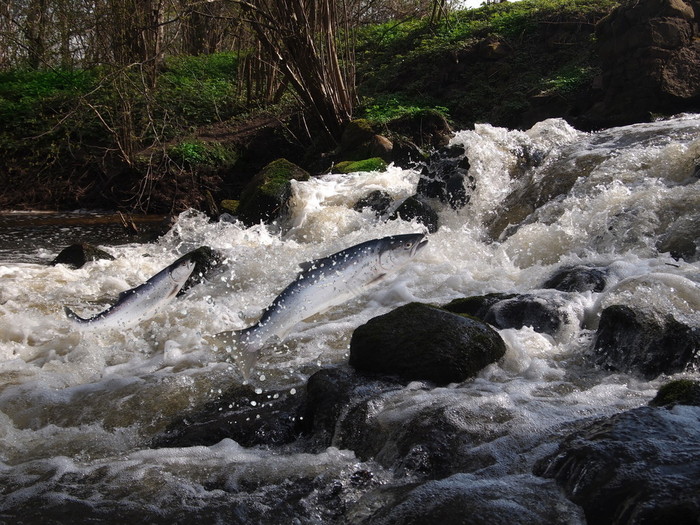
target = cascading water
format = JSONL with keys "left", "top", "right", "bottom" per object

{"left": 1, "top": 115, "right": 699, "bottom": 523}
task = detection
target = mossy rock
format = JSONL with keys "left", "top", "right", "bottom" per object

{"left": 650, "top": 379, "right": 700, "bottom": 407}
{"left": 340, "top": 119, "right": 376, "bottom": 155}
{"left": 220, "top": 199, "right": 239, "bottom": 214}
{"left": 386, "top": 109, "right": 452, "bottom": 149}
{"left": 332, "top": 157, "right": 388, "bottom": 174}
{"left": 236, "top": 158, "right": 310, "bottom": 226}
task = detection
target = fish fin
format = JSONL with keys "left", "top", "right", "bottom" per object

{"left": 64, "top": 306, "right": 88, "bottom": 323}
{"left": 366, "top": 273, "right": 388, "bottom": 285}
{"left": 298, "top": 257, "right": 327, "bottom": 272}
{"left": 117, "top": 289, "right": 136, "bottom": 301}
{"left": 298, "top": 260, "right": 315, "bottom": 272}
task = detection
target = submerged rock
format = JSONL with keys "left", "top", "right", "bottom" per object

{"left": 592, "top": 304, "right": 700, "bottom": 379}
{"left": 355, "top": 474, "right": 585, "bottom": 525}
{"left": 150, "top": 383, "right": 306, "bottom": 448}
{"left": 542, "top": 264, "right": 608, "bottom": 293}
{"left": 236, "top": 158, "right": 309, "bottom": 226}
{"left": 300, "top": 367, "right": 403, "bottom": 449}
{"left": 51, "top": 243, "right": 115, "bottom": 268}
{"left": 442, "top": 293, "right": 569, "bottom": 336}
{"left": 534, "top": 405, "right": 700, "bottom": 525}
{"left": 349, "top": 302, "right": 506, "bottom": 385}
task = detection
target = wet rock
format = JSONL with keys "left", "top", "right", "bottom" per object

{"left": 150, "top": 383, "right": 306, "bottom": 448}
{"left": 236, "top": 158, "right": 310, "bottom": 226}
{"left": 332, "top": 157, "right": 388, "bottom": 174}
{"left": 178, "top": 245, "right": 222, "bottom": 295}
{"left": 391, "top": 136, "right": 427, "bottom": 169}
{"left": 542, "top": 264, "right": 608, "bottom": 292}
{"left": 650, "top": 379, "right": 700, "bottom": 407}
{"left": 443, "top": 293, "right": 568, "bottom": 336}
{"left": 592, "top": 304, "right": 700, "bottom": 379}
{"left": 534, "top": 405, "right": 700, "bottom": 525}
{"left": 352, "top": 190, "right": 393, "bottom": 216}
{"left": 349, "top": 302, "right": 506, "bottom": 385}
{"left": 356, "top": 474, "right": 585, "bottom": 525}
{"left": 336, "top": 392, "right": 516, "bottom": 478}
{"left": 390, "top": 196, "right": 439, "bottom": 233}
{"left": 656, "top": 214, "right": 700, "bottom": 261}
{"left": 51, "top": 243, "right": 115, "bottom": 268}
{"left": 417, "top": 144, "right": 473, "bottom": 210}
{"left": 300, "top": 367, "right": 402, "bottom": 449}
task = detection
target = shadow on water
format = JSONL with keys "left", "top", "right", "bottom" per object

{"left": 0, "top": 212, "right": 169, "bottom": 263}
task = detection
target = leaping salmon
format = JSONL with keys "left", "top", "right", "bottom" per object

{"left": 65, "top": 253, "right": 196, "bottom": 329}
{"left": 212, "top": 233, "right": 428, "bottom": 372}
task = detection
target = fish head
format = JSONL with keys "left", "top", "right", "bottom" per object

{"left": 377, "top": 233, "right": 428, "bottom": 270}
{"left": 169, "top": 255, "right": 197, "bottom": 284}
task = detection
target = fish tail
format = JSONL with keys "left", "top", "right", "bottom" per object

{"left": 64, "top": 306, "right": 89, "bottom": 323}
{"left": 206, "top": 328, "right": 260, "bottom": 380}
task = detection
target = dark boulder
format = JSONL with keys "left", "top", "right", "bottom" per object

{"left": 390, "top": 196, "right": 439, "bottom": 233}
{"left": 300, "top": 367, "right": 403, "bottom": 449}
{"left": 542, "top": 265, "right": 608, "bottom": 293}
{"left": 51, "top": 243, "right": 115, "bottom": 269}
{"left": 236, "top": 158, "right": 309, "bottom": 226}
{"left": 589, "top": 0, "right": 700, "bottom": 127}
{"left": 349, "top": 302, "right": 506, "bottom": 385}
{"left": 352, "top": 190, "right": 393, "bottom": 216}
{"left": 417, "top": 144, "right": 473, "bottom": 210}
{"left": 534, "top": 405, "right": 700, "bottom": 525}
{"left": 391, "top": 136, "right": 427, "bottom": 169}
{"left": 593, "top": 304, "right": 700, "bottom": 379}
{"left": 177, "top": 245, "right": 222, "bottom": 295}
{"left": 150, "top": 383, "right": 306, "bottom": 448}
{"left": 443, "top": 293, "right": 569, "bottom": 336}
{"left": 386, "top": 109, "right": 453, "bottom": 150}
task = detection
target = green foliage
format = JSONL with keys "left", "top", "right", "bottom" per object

{"left": 168, "top": 140, "right": 237, "bottom": 166}
{"left": 157, "top": 53, "right": 241, "bottom": 126}
{"left": 542, "top": 65, "right": 595, "bottom": 95}
{"left": 359, "top": 95, "right": 449, "bottom": 124}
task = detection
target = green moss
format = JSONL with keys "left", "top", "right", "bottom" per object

{"left": 237, "top": 158, "right": 310, "bottom": 225}
{"left": 332, "top": 158, "right": 388, "bottom": 174}
{"left": 220, "top": 199, "right": 240, "bottom": 214}
{"left": 168, "top": 140, "right": 238, "bottom": 167}
{"left": 650, "top": 379, "right": 700, "bottom": 407}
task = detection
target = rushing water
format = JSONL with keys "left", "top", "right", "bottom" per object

{"left": 1, "top": 115, "right": 699, "bottom": 523}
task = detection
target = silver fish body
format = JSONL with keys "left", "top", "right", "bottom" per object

{"left": 65, "top": 254, "right": 196, "bottom": 329}
{"left": 216, "top": 233, "right": 428, "bottom": 358}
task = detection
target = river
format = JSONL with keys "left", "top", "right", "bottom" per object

{"left": 0, "top": 115, "right": 699, "bottom": 523}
